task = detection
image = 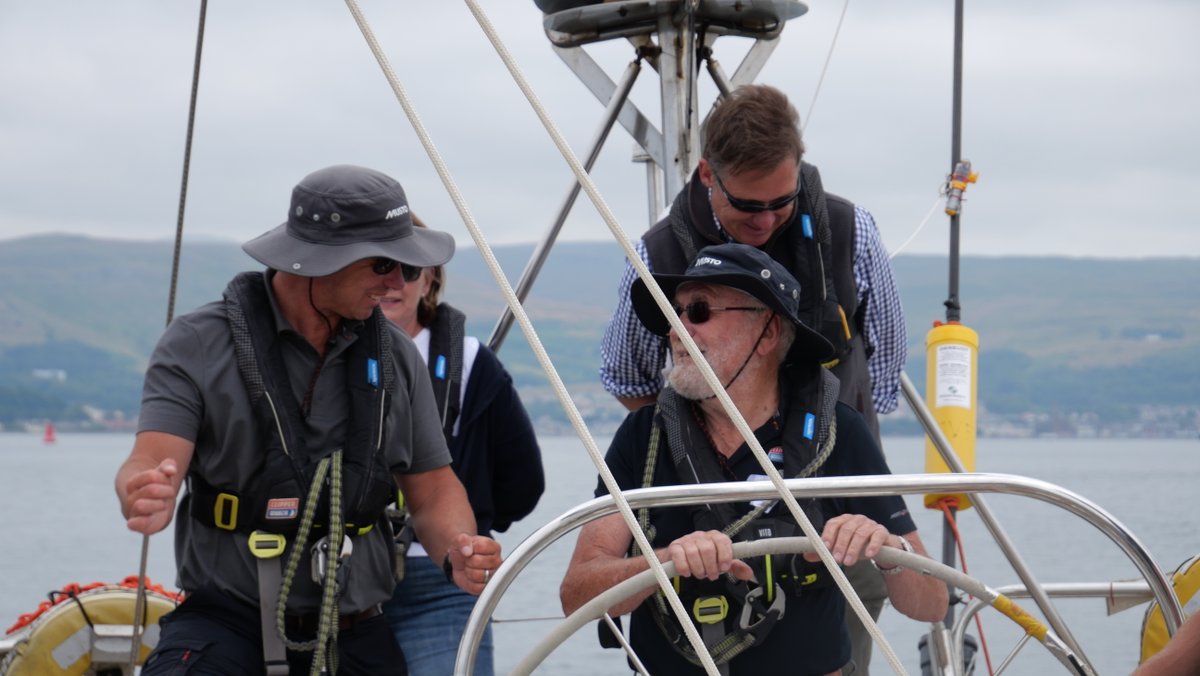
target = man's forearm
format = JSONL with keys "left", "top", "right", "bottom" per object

{"left": 397, "top": 467, "right": 477, "bottom": 563}
{"left": 880, "top": 533, "right": 949, "bottom": 621}
{"left": 561, "top": 550, "right": 663, "bottom": 617}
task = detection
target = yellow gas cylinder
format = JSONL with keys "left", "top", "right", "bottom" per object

{"left": 923, "top": 321, "right": 978, "bottom": 511}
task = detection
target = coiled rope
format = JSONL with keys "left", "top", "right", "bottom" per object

{"left": 274, "top": 450, "right": 345, "bottom": 676}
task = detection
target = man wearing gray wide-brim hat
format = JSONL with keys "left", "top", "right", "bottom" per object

{"left": 243, "top": 164, "right": 455, "bottom": 277}
{"left": 562, "top": 243, "right": 947, "bottom": 676}
{"left": 117, "top": 164, "right": 497, "bottom": 675}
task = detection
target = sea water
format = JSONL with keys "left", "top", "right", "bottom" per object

{"left": 1, "top": 433, "right": 1196, "bottom": 674}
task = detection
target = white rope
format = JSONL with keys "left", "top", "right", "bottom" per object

{"left": 802, "top": 0, "right": 852, "bottom": 133}
{"left": 462, "top": 2, "right": 907, "bottom": 674}
{"left": 454, "top": 1, "right": 729, "bottom": 670}
{"left": 341, "top": 2, "right": 717, "bottom": 674}
{"left": 889, "top": 193, "right": 947, "bottom": 259}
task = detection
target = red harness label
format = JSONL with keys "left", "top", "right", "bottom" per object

{"left": 265, "top": 498, "right": 300, "bottom": 520}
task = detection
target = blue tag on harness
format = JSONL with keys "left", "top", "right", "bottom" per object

{"left": 803, "top": 413, "right": 815, "bottom": 440}
{"left": 367, "top": 358, "right": 379, "bottom": 388}
{"left": 801, "top": 214, "right": 813, "bottom": 239}
{"left": 435, "top": 355, "right": 447, "bottom": 380}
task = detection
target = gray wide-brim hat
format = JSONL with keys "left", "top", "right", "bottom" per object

{"left": 242, "top": 164, "right": 455, "bottom": 277}
{"left": 632, "top": 242, "right": 836, "bottom": 363}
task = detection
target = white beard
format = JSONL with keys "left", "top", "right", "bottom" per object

{"left": 665, "top": 338, "right": 739, "bottom": 401}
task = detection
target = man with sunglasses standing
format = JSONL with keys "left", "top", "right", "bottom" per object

{"left": 565, "top": 243, "right": 945, "bottom": 675}
{"left": 599, "top": 84, "right": 907, "bottom": 673}
{"left": 116, "top": 164, "right": 500, "bottom": 675}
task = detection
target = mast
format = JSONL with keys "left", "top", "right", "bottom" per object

{"left": 945, "top": 0, "right": 965, "bottom": 325}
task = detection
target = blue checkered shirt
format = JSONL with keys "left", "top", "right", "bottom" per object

{"left": 599, "top": 204, "right": 906, "bottom": 413}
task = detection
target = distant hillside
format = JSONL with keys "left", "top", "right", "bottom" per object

{"left": 0, "top": 234, "right": 1196, "bottom": 432}
{"left": 890, "top": 255, "right": 1200, "bottom": 369}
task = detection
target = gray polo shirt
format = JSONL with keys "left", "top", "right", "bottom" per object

{"left": 138, "top": 271, "right": 451, "bottom": 613}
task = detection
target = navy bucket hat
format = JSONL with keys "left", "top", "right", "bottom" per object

{"left": 631, "top": 242, "right": 835, "bottom": 362}
{"left": 242, "top": 164, "right": 455, "bottom": 277}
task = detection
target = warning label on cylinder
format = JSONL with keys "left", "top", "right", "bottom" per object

{"left": 935, "top": 344, "right": 973, "bottom": 409}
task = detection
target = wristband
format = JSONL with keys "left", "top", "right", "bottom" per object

{"left": 442, "top": 553, "right": 455, "bottom": 584}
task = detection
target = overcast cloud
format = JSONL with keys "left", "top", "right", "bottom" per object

{"left": 1, "top": 1, "right": 1197, "bottom": 258}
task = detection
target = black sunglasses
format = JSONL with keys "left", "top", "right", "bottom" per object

{"left": 712, "top": 169, "right": 802, "bottom": 214}
{"left": 673, "top": 301, "right": 766, "bottom": 325}
{"left": 371, "top": 258, "right": 422, "bottom": 282}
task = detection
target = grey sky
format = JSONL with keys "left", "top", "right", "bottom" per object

{"left": 1, "top": 1, "right": 1196, "bottom": 258}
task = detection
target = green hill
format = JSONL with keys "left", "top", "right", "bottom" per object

{"left": 891, "top": 255, "right": 1200, "bottom": 369}
{"left": 0, "top": 235, "right": 1196, "bottom": 434}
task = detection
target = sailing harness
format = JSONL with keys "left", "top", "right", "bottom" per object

{"left": 188, "top": 271, "right": 397, "bottom": 675}
{"left": 426, "top": 304, "right": 467, "bottom": 438}
{"left": 388, "top": 303, "right": 466, "bottom": 581}
{"left": 625, "top": 367, "right": 840, "bottom": 674}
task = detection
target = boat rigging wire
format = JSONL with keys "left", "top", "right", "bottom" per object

{"left": 888, "top": 193, "right": 946, "bottom": 260}
{"left": 129, "top": 1, "right": 209, "bottom": 671}
{"left": 455, "top": 1, "right": 906, "bottom": 673}
{"left": 801, "top": 0, "right": 851, "bottom": 134}
{"left": 489, "top": 615, "right": 567, "bottom": 624}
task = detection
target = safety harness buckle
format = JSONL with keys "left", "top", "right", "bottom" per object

{"left": 692, "top": 595, "right": 729, "bottom": 625}
{"left": 249, "top": 531, "right": 287, "bottom": 559}
{"left": 248, "top": 531, "right": 289, "bottom": 675}
{"left": 214, "top": 492, "right": 239, "bottom": 531}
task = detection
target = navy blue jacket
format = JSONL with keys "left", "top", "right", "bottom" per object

{"left": 450, "top": 343, "right": 544, "bottom": 536}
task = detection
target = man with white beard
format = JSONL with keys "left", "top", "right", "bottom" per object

{"left": 561, "top": 243, "right": 946, "bottom": 675}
